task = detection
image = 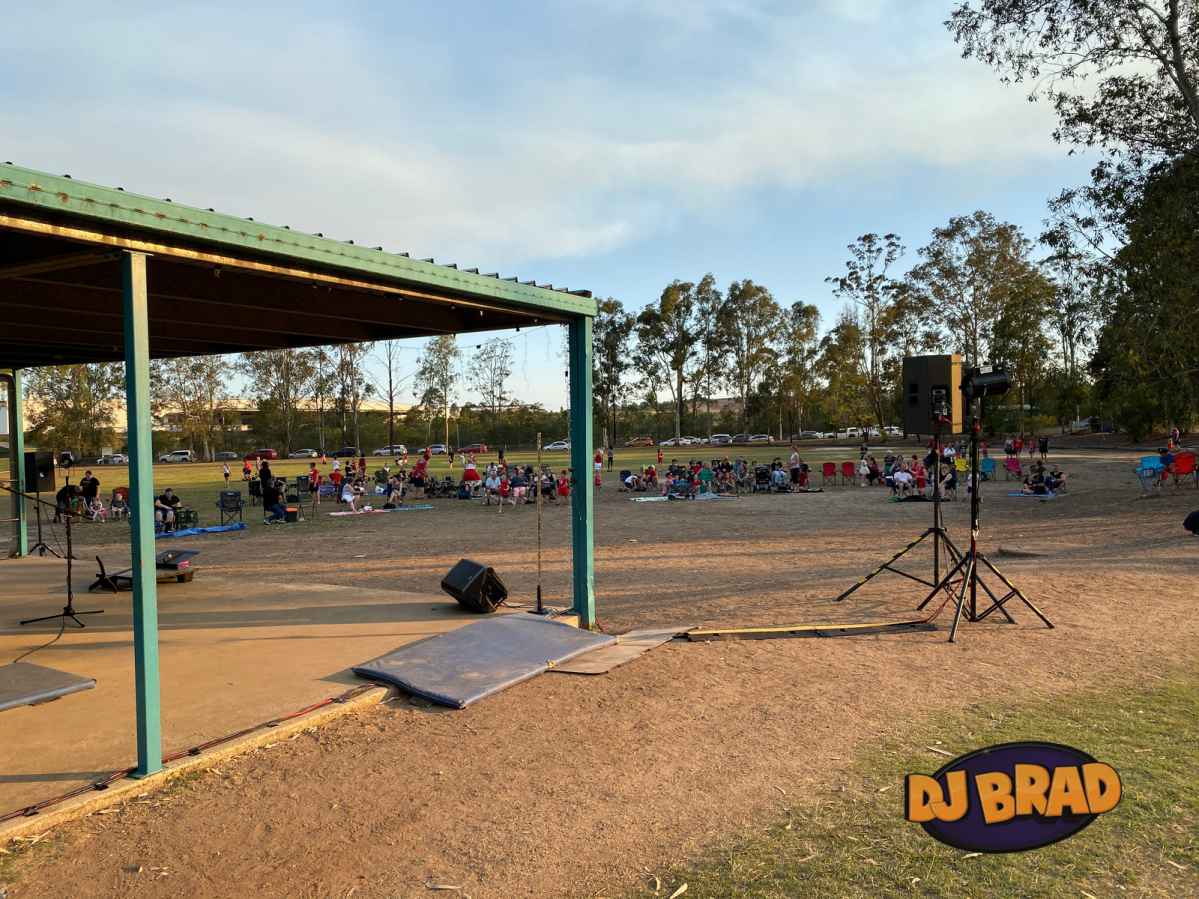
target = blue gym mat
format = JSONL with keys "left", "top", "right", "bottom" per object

{"left": 156, "top": 522, "right": 247, "bottom": 539}
{"left": 352, "top": 614, "right": 615, "bottom": 708}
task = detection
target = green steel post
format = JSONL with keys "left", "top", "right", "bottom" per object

{"left": 122, "top": 252, "right": 162, "bottom": 777}
{"left": 567, "top": 315, "right": 596, "bottom": 628}
{"left": 11, "top": 369, "right": 27, "bottom": 556}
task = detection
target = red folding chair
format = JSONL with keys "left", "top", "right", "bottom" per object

{"left": 1172, "top": 451, "right": 1197, "bottom": 488}
{"left": 840, "top": 461, "right": 856, "bottom": 486}
{"left": 822, "top": 461, "right": 836, "bottom": 486}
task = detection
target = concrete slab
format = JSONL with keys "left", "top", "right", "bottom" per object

{"left": 0, "top": 556, "right": 507, "bottom": 816}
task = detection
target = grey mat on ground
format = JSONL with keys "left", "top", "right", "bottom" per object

{"left": 550, "top": 625, "right": 694, "bottom": 675}
{"left": 0, "top": 662, "right": 96, "bottom": 712}
{"left": 352, "top": 614, "right": 616, "bottom": 708}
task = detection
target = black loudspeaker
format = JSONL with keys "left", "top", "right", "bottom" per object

{"left": 441, "top": 558, "right": 508, "bottom": 613}
{"left": 902, "top": 355, "right": 963, "bottom": 435}
{"left": 23, "top": 451, "right": 55, "bottom": 493}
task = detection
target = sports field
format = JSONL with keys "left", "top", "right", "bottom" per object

{"left": 3, "top": 440, "right": 1196, "bottom": 898}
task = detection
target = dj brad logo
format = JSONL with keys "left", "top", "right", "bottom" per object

{"left": 905, "top": 741, "right": 1121, "bottom": 853}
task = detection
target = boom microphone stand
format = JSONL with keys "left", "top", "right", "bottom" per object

{"left": 835, "top": 413, "right": 963, "bottom": 602}
{"left": 915, "top": 393, "right": 1053, "bottom": 642}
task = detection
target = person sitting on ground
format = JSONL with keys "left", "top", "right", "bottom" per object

{"left": 456, "top": 477, "right": 473, "bottom": 501}
{"left": 341, "top": 477, "right": 365, "bottom": 512}
{"left": 1044, "top": 465, "right": 1067, "bottom": 492}
{"left": 698, "top": 462, "right": 715, "bottom": 493}
{"left": 483, "top": 467, "right": 500, "bottom": 505}
{"left": 643, "top": 463, "right": 658, "bottom": 488}
{"left": 155, "top": 487, "right": 181, "bottom": 530}
{"left": 624, "top": 470, "right": 642, "bottom": 491}
{"left": 770, "top": 464, "right": 788, "bottom": 492}
{"left": 262, "top": 478, "right": 287, "bottom": 523}
{"left": 866, "top": 455, "right": 881, "bottom": 486}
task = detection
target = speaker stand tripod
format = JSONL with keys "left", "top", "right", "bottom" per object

{"left": 29, "top": 490, "right": 61, "bottom": 558}
{"left": 835, "top": 420, "right": 961, "bottom": 602}
{"left": 915, "top": 398, "right": 1053, "bottom": 642}
{"left": 20, "top": 513, "right": 103, "bottom": 628}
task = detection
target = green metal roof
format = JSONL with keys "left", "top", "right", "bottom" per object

{"left": 0, "top": 162, "right": 595, "bottom": 318}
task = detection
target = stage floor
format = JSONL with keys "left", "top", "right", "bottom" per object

{"left": 0, "top": 555, "right": 504, "bottom": 816}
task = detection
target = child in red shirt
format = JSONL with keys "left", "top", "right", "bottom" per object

{"left": 308, "top": 462, "right": 323, "bottom": 505}
{"left": 329, "top": 467, "right": 344, "bottom": 503}
{"left": 498, "top": 472, "right": 512, "bottom": 512}
{"left": 557, "top": 471, "right": 571, "bottom": 506}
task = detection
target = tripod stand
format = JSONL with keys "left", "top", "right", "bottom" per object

{"left": 835, "top": 417, "right": 962, "bottom": 602}
{"left": 29, "top": 489, "right": 62, "bottom": 558}
{"left": 915, "top": 397, "right": 1053, "bottom": 642}
{"left": 17, "top": 500, "right": 104, "bottom": 628}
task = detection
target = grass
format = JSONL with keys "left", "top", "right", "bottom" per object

{"left": 44, "top": 443, "right": 877, "bottom": 543}
{"left": 643, "top": 673, "right": 1199, "bottom": 898}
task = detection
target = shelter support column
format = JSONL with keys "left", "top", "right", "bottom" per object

{"left": 122, "top": 251, "right": 162, "bottom": 777}
{"left": 6, "top": 370, "right": 27, "bottom": 556}
{"left": 567, "top": 315, "right": 596, "bottom": 629}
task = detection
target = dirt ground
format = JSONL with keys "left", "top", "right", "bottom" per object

{"left": 5, "top": 446, "right": 1198, "bottom": 898}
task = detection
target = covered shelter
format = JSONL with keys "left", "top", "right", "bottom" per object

{"left": 0, "top": 162, "right": 597, "bottom": 779}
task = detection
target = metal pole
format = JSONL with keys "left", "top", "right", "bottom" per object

{"left": 9, "top": 370, "right": 27, "bottom": 556}
{"left": 535, "top": 431, "right": 543, "bottom": 615}
{"left": 122, "top": 251, "right": 162, "bottom": 778}
{"left": 567, "top": 316, "right": 596, "bottom": 629}
{"left": 968, "top": 397, "right": 982, "bottom": 622}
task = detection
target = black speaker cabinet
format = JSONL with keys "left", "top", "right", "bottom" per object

{"left": 902, "top": 355, "right": 963, "bottom": 435}
{"left": 23, "top": 451, "right": 55, "bottom": 493}
{"left": 441, "top": 558, "right": 509, "bottom": 613}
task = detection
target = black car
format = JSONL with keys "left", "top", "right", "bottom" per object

{"left": 333, "top": 446, "right": 362, "bottom": 458}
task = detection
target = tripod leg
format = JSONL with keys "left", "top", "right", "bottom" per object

{"left": 979, "top": 554, "right": 1054, "bottom": 629}
{"left": 948, "top": 555, "right": 975, "bottom": 643}
{"left": 916, "top": 551, "right": 969, "bottom": 612}
{"left": 970, "top": 564, "right": 1017, "bottom": 624}
{"left": 836, "top": 530, "right": 933, "bottom": 601}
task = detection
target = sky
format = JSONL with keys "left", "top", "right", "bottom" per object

{"left": 1, "top": 0, "right": 1093, "bottom": 409}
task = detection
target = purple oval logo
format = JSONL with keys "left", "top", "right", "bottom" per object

{"left": 905, "top": 741, "right": 1122, "bottom": 853}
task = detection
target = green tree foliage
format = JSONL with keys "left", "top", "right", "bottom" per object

{"left": 238, "top": 349, "right": 317, "bottom": 454}
{"left": 592, "top": 297, "right": 635, "bottom": 445}
{"left": 780, "top": 303, "right": 823, "bottom": 435}
{"left": 991, "top": 267, "right": 1057, "bottom": 432}
{"left": 826, "top": 233, "right": 909, "bottom": 433}
{"left": 414, "top": 335, "right": 462, "bottom": 446}
{"left": 817, "top": 309, "right": 870, "bottom": 430}
{"left": 150, "top": 355, "right": 232, "bottom": 460}
{"left": 467, "top": 338, "right": 515, "bottom": 423}
{"left": 23, "top": 363, "right": 124, "bottom": 456}
{"left": 635, "top": 281, "right": 701, "bottom": 438}
{"left": 719, "top": 280, "right": 783, "bottom": 432}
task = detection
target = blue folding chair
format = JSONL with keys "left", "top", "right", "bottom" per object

{"left": 1135, "top": 455, "right": 1164, "bottom": 493}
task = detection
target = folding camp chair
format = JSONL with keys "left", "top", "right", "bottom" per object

{"left": 821, "top": 461, "right": 837, "bottom": 487}
{"left": 1172, "top": 452, "right": 1198, "bottom": 488}
{"left": 248, "top": 478, "right": 263, "bottom": 507}
{"left": 1135, "top": 455, "right": 1164, "bottom": 494}
{"left": 216, "top": 490, "right": 245, "bottom": 525}
{"left": 109, "top": 487, "right": 130, "bottom": 521}
{"left": 979, "top": 457, "right": 997, "bottom": 481}
{"left": 840, "top": 461, "right": 856, "bottom": 486}
{"left": 1003, "top": 457, "right": 1022, "bottom": 480}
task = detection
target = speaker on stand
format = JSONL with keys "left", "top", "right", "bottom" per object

{"left": 23, "top": 451, "right": 59, "bottom": 558}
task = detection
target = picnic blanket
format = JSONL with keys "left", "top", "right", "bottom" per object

{"left": 1007, "top": 492, "right": 1057, "bottom": 499}
{"left": 328, "top": 503, "right": 433, "bottom": 516}
{"left": 156, "top": 523, "right": 246, "bottom": 539}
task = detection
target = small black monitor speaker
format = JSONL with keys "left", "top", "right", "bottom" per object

{"left": 902, "top": 355, "right": 963, "bottom": 435}
{"left": 441, "top": 558, "right": 508, "bottom": 613}
{"left": 23, "top": 451, "right": 56, "bottom": 493}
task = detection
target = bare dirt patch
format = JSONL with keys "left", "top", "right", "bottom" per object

{"left": 6, "top": 449, "right": 1198, "bottom": 898}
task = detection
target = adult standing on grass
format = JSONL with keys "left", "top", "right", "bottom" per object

{"left": 1038, "top": 435, "right": 1049, "bottom": 461}
{"left": 606, "top": 446, "right": 614, "bottom": 471}
{"left": 308, "top": 461, "right": 323, "bottom": 505}
{"left": 789, "top": 446, "right": 802, "bottom": 488}
{"left": 223, "top": 462, "right": 230, "bottom": 487}
{"left": 242, "top": 458, "right": 252, "bottom": 480}
{"left": 79, "top": 469, "right": 100, "bottom": 507}
{"left": 657, "top": 446, "right": 664, "bottom": 467}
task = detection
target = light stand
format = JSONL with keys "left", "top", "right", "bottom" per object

{"left": 20, "top": 510, "right": 104, "bottom": 628}
{"left": 533, "top": 432, "right": 549, "bottom": 615}
{"left": 835, "top": 413, "right": 963, "bottom": 602}
{"left": 916, "top": 392, "right": 1053, "bottom": 642}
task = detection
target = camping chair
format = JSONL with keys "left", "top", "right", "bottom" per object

{"left": 821, "top": 461, "right": 837, "bottom": 487}
{"left": 752, "top": 465, "right": 771, "bottom": 493}
{"left": 979, "top": 457, "right": 997, "bottom": 481}
{"left": 175, "top": 507, "right": 199, "bottom": 529}
{"left": 110, "top": 487, "right": 130, "bottom": 521}
{"left": 248, "top": 478, "right": 263, "bottom": 506}
{"left": 1135, "top": 455, "right": 1164, "bottom": 493}
{"left": 295, "top": 475, "right": 311, "bottom": 498}
{"left": 216, "top": 490, "right": 245, "bottom": 526}
{"left": 1172, "top": 452, "right": 1198, "bottom": 488}
{"left": 840, "top": 461, "right": 856, "bottom": 486}
{"left": 1003, "top": 457, "right": 1022, "bottom": 480}
{"left": 954, "top": 457, "right": 969, "bottom": 475}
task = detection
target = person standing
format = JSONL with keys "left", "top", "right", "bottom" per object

{"left": 308, "top": 461, "right": 323, "bottom": 505}
{"left": 788, "top": 446, "right": 802, "bottom": 488}
{"left": 79, "top": 469, "right": 101, "bottom": 507}
{"left": 606, "top": 446, "right": 614, "bottom": 471}
{"left": 222, "top": 462, "right": 231, "bottom": 487}
{"left": 242, "top": 458, "right": 253, "bottom": 480}
{"left": 1038, "top": 435, "right": 1049, "bottom": 461}
{"left": 594, "top": 448, "right": 603, "bottom": 488}
{"left": 656, "top": 446, "right": 664, "bottom": 467}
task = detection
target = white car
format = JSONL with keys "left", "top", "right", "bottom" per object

{"left": 95, "top": 453, "right": 128, "bottom": 465}
{"left": 288, "top": 448, "right": 319, "bottom": 458}
{"left": 748, "top": 434, "right": 773, "bottom": 444}
{"left": 544, "top": 440, "right": 570, "bottom": 451}
{"left": 426, "top": 444, "right": 448, "bottom": 455}
{"left": 158, "top": 450, "right": 194, "bottom": 463}
{"left": 372, "top": 444, "right": 407, "bottom": 456}
{"left": 660, "top": 437, "right": 687, "bottom": 447}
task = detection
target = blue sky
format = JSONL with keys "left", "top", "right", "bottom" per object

{"left": 1, "top": 0, "right": 1092, "bottom": 408}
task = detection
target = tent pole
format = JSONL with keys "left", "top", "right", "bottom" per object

{"left": 123, "top": 251, "right": 162, "bottom": 777}
{"left": 8, "top": 369, "right": 27, "bottom": 556}
{"left": 567, "top": 316, "right": 596, "bottom": 629}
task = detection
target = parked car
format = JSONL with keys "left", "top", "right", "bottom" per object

{"left": 798, "top": 430, "right": 820, "bottom": 439}
{"left": 244, "top": 448, "right": 279, "bottom": 461}
{"left": 333, "top": 446, "right": 362, "bottom": 458}
{"left": 731, "top": 433, "right": 751, "bottom": 444}
{"left": 710, "top": 433, "right": 733, "bottom": 446}
{"left": 421, "top": 444, "right": 448, "bottom": 455}
{"left": 884, "top": 425, "right": 902, "bottom": 436}
{"left": 748, "top": 434, "right": 773, "bottom": 444}
{"left": 372, "top": 444, "right": 408, "bottom": 456}
{"left": 288, "top": 448, "right": 319, "bottom": 459}
{"left": 624, "top": 436, "right": 655, "bottom": 447}
{"left": 95, "top": 453, "right": 128, "bottom": 465}
{"left": 158, "top": 449, "right": 194, "bottom": 463}
{"left": 659, "top": 436, "right": 687, "bottom": 447}
{"left": 214, "top": 451, "right": 240, "bottom": 461}
{"left": 544, "top": 439, "right": 570, "bottom": 451}
{"left": 459, "top": 443, "right": 489, "bottom": 454}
